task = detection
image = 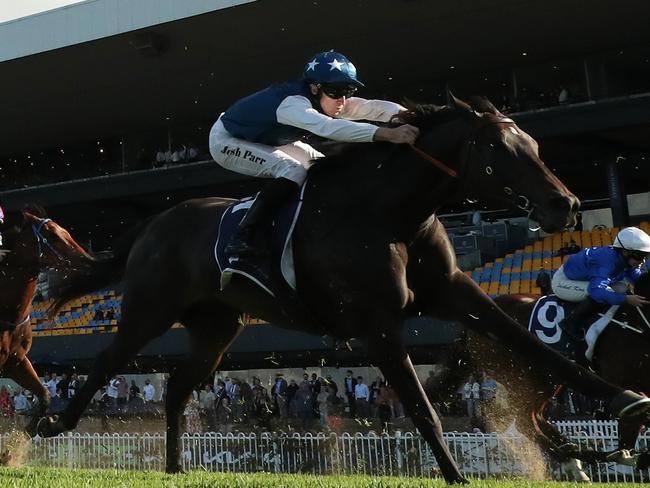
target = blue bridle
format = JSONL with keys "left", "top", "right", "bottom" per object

{"left": 32, "top": 218, "right": 66, "bottom": 262}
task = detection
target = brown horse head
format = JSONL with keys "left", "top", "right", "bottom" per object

{"left": 0, "top": 205, "right": 94, "bottom": 273}
{"left": 400, "top": 93, "right": 579, "bottom": 233}
{"left": 454, "top": 94, "right": 579, "bottom": 233}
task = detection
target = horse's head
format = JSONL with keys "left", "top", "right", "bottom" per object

{"left": 402, "top": 94, "right": 580, "bottom": 233}
{"left": 0, "top": 205, "right": 94, "bottom": 272}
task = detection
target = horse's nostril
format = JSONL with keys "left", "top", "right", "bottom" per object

{"left": 548, "top": 195, "right": 572, "bottom": 213}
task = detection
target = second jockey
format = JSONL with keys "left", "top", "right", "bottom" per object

{"left": 551, "top": 226, "right": 650, "bottom": 340}
{"left": 209, "top": 50, "right": 419, "bottom": 258}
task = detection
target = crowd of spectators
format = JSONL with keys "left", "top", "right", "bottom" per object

{"left": 152, "top": 143, "right": 201, "bottom": 168}
{"left": 180, "top": 370, "right": 408, "bottom": 434}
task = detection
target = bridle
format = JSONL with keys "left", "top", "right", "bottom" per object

{"left": 408, "top": 116, "right": 539, "bottom": 229}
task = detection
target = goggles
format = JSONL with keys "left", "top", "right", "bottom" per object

{"left": 319, "top": 84, "right": 357, "bottom": 99}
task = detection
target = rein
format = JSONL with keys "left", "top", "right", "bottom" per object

{"left": 408, "top": 116, "right": 540, "bottom": 230}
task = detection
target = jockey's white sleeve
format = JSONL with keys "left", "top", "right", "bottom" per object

{"left": 340, "top": 97, "right": 406, "bottom": 122}
{"left": 276, "top": 95, "right": 378, "bottom": 142}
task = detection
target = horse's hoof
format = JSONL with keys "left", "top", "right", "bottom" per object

{"left": 636, "top": 451, "right": 650, "bottom": 470}
{"left": 610, "top": 390, "right": 650, "bottom": 418}
{"left": 448, "top": 475, "right": 469, "bottom": 485}
{"left": 606, "top": 449, "right": 639, "bottom": 466}
{"left": 36, "top": 415, "right": 65, "bottom": 438}
{"left": 165, "top": 465, "right": 185, "bottom": 475}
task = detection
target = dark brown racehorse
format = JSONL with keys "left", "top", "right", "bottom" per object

{"left": 0, "top": 206, "right": 93, "bottom": 435}
{"left": 38, "top": 95, "right": 649, "bottom": 484}
{"left": 425, "top": 272, "right": 650, "bottom": 479}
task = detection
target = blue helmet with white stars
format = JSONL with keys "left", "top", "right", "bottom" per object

{"left": 302, "top": 51, "right": 364, "bottom": 87}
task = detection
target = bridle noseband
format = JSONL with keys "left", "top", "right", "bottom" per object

{"left": 409, "top": 116, "right": 539, "bottom": 228}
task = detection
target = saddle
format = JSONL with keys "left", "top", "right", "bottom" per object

{"left": 528, "top": 295, "right": 618, "bottom": 362}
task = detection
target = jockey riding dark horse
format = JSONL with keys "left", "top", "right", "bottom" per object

{"left": 552, "top": 226, "right": 650, "bottom": 348}
{"left": 39, "top": 92, "right": 650, "bottom": 484}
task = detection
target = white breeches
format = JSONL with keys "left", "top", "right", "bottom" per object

{"left": 209, "top": 116, "right": 324, "bottom": 185}
{"left": 551, "top": 265, "right": 589, "bottom": 302}
{"left": 551, "top": 265, "right": 625, "bottom": 302}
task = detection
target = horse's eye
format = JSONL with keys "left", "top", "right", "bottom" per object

{"left": 488, "top": 143, "right": 495, "bottom": 150}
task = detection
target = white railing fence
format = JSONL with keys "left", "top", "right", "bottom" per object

{"left": 1, "top": 420, "right": 648, "bottom": 481}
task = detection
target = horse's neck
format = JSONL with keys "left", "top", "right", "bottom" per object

{"left": 306, "top": 144, "right": 464, "bottom": 240}
{"left": 0, "top": 260, "right": 38, "bottom": 324}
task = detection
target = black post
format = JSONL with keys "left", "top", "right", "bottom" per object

{"left": 606, "top": 156, "right": 629, "bottom": 227}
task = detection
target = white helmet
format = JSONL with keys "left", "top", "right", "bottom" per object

{"left": 613, "top": 227, "right": 650, "bottom": 253}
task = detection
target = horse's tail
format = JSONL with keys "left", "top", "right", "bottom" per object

{"left": 47, "top": 217, "right": 153, "bottom": 317}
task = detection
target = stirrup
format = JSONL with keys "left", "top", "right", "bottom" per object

{"left": 611, "top": 390, "right": 650, "bottom": 418}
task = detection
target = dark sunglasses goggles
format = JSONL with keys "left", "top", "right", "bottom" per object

{"left": 319, "top": 84, "right": 357, "bottom": 99}
{"left": 628, "top": 250, "right": 649, "bottom": 261}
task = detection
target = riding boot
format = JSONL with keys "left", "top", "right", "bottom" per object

{"left": 558, "top": 297, "right": 603, "bottom": 342}
{"left": 225, "top": 177, "right": 299, "bottom": 258}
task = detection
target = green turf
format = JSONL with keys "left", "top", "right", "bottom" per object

{"left": 0, "top": 468, "right": 642, "bottom": 488}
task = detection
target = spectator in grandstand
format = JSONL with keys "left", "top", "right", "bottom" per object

{"left": 216, "top": 396, "right": 233, "bottom": 427}
{"left": 199, "top": 383, "right": 217, "bottom": 431}
{"left": 210, "top": 50, "right": 418, "bottom": 259}
{"left": 107, "top": 376, "right": 119, "bottom": 407}
{"left": 45, "top": 372, "right": 59, "bottom": 398}
{"left": 552, "top": 226, "right": 650, "bottom": 342}
{"left": 462, "top": 375, "right": 481, "bottom": 419}
{"left": 557, "top": 239, "right": 581, "bottom": 257}
{"left": 309, "top": 373, "right": 321, "bottom": 418}
{"left": 68, "top": 373, "right": 81, "bottom": 398}
{"left": 292, "top": 380, "right": 313, "bottom": 430}
{"left": 316, "top": 384, "right": 331, "bottom": 429}
{"left": 374, "top": 383, "right": 393, "bottom": 432}
{"left": 535, "top": 267, "right": 552, "bottom": 295}
{"left": 479, "top": 372, "right": 498, "bottom": 419}
{"left": 251, "top": 377, "right": 271, "bottom": 423}
{"left": 49, "top": 387, "right": 68, "bottom": 414}
{"left": 115, "top": 376, "right": 128, "bottom": 407}
{"left": 143, "top": 379, "right": 155, "bottom": 402}
{"left": 272, "top": 373, "right": 288, "bottom": 419}
{"left": 0, "top": 387, "right": 13, "bottom": 417}
{"left": 13, "top": 389, "right": 29, "bottom": 417}
{"left": 354, "top": 376, "right": 370, "bottom": 421}
{"left": 183, "top": 392, "right": 202, "bottom": 433}
{"left": 343, "top": 370, "right": 357, "bottom": 418}
{"left": 129, "top": 380, "right": 140, "bottom": 400}
{"left": 285, "top": 378, "right": 298, "bottom": 416}
{"left": 369, "top": 376, "right": 384, "bottom": 418}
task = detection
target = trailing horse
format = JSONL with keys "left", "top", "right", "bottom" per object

{"left": 427, "top": 272, "right": 650, "bottom": 480}
{"left": 38, "top": 95, "right": 649, "bottom": 484}
{"left": 0, "top": 206, "right": 93, "bottom": 436}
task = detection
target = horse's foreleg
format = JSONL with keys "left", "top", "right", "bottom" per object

{"left": 431, "top": 271, "right": 648, "bottom": 417}
{"left": 369, "top": 330, "right": 467, "bottom": 485}
{"left": 164, "top": 303, "right": 241, "bottom": 474}
{"left": 3, "top": 357, "right": 50, "bottom": 435}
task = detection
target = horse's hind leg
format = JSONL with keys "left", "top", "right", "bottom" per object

{"left": 165, "top": 302, "right": 242, "bottom": 473}
{"left": 38, "top": 293, "right": 174, "bottom": 436}
{"left": 370, "top": 330, "right": 468, "bottom": 484}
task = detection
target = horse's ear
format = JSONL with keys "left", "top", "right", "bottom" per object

{"left": 446, "top": 90, "right": 473, "bottom": 113}
{"left": 468, "top": 96, "right": 503, "bottom": 117}
{"left": 23, "top": 203, "right": 47, "bottom": 219}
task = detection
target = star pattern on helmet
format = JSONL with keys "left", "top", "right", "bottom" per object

{"left": 306, "top": 60, "right": 319, "bottom": 71}
{"left": 328, "top": 59, "right": 344, "bottom": 71}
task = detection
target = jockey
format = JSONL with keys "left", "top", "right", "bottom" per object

{"left": 209, "top": 50, "right": 419, "bottom": 257}
{"left": 552, "top": 226, "right": 650, "bottom": 340}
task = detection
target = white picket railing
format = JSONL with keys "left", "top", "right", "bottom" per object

{"left": 1, "top": 420, "right": 649, "bottom": 481}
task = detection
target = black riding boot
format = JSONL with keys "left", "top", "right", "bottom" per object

{"left": 558, "top": 297, "right": 603, "bottom": 342}
{"left": 225, "top": 177, "right": 299, "bottom": 258}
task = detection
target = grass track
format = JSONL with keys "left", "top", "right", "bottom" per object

{"left": 0, "top": 468, "right": 642, "bottom": 488}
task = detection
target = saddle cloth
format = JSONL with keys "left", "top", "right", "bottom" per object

{"left": 528, "top": 295, "right": 618, "bottom": 361}
{"left": 214, "top": 184, "right": 306, "bottom": 297}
